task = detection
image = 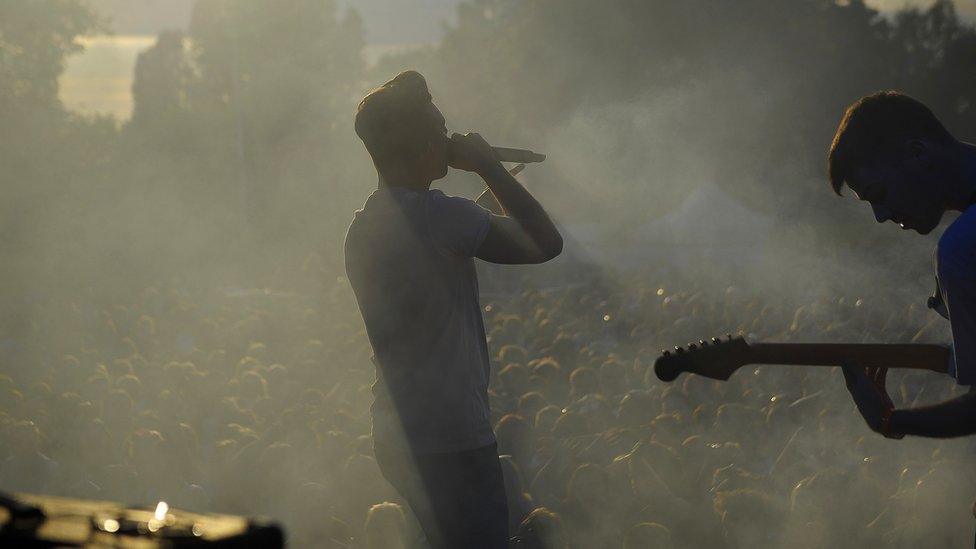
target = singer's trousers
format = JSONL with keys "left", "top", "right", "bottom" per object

{"left": 374, "top": 441, "right": 509, "bottom": 549}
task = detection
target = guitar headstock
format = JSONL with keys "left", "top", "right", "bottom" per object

{"left": 654, "top": 335, "right": 752, "bottom": 382}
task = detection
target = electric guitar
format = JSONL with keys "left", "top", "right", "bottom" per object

{"left": 653, "top": 335, "right": 951, "bottom": 382}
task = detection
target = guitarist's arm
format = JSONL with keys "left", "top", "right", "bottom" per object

{"left": 870, "top": 249, "right": 976, "bottom": 438}
{"left": 843, "top": 365, "right": 976, "bottom": 439}
{"left": 890, "top": 387, "right": 976, "bottom": 438}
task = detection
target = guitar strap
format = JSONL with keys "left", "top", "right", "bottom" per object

{"left": 927, "top": 277, "right": 948, "bottom": 319}
{"left": 928, "top": 249, "right": 949, "bottom": 320}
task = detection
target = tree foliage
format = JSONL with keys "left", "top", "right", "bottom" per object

{"left": 372, "top": 0, "right": 976, "bottom": 229}
{"left": 0, "top": 0, "right": 106, "bottom": 279}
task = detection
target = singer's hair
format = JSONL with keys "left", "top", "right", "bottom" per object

{"left": 828, "top": 91, "right": 953, "bottom": 195}
{"left": 355, "top": 71, "right": 439, "bottom": 167}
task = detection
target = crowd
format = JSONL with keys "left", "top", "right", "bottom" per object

{"left": 1, "top": 256, "right": 974, "bottom": 548}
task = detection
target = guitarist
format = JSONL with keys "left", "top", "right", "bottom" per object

{"left": 827, "top": 91, "right": 976, "bottom": 439}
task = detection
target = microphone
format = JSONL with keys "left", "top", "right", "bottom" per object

{"left": 493, "top": 147, "right": 546, "bottom": 164}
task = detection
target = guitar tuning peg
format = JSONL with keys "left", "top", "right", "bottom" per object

{"left": 726, "top": 333, "right": 732, "bottom": 341}
{"left": 662, "top": 350, "right": 671, "bottom": 357}
{"left": 688, "top": 343, "right": 697, "bottom": 350}
{"left": 711, "top": 337, "right": 721, "bottom": 344}
{"left": 674, "top": 346, "right": 685, "bottom": 353}
{"left": 699, "top": 339, "right": 708, "bottom": 346}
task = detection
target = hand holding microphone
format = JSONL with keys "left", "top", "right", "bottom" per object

{"left": 448, "top": 132, "right": 545, "bottom": 175}
{"left": 492, "top": 147, "right": 546, "bottom": 163}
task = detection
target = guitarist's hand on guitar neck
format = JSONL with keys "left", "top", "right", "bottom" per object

{"left": 841, "top": 365, "right": 904, "bottom": 440}
{"left": 654, "top": 335, "right": 975, "bottom": 438}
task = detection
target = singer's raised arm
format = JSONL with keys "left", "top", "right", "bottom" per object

{"left": 449, "top": 132, "right": 563, "bottom": 264}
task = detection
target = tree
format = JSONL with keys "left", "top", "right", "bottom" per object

{"left": 0, "top": 0, "right": 106, "bottom": 241}
{"left": 131, "top": 31, "right": 194, "bottom": 130}
{"left": 185, "top": 0, "right": 367, "bottom": 242}
{"left": 0, "top": 0, "right": 103, "bottom": 110}
{"left": 374, "top": 0, "right": 975, "bottom": 235}
{"left": 0, "top": 0, "right": 110, "bottom": 295}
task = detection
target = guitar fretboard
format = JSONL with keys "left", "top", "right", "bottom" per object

{"left": 749, "top": 343, "right": 950, "bottom": 373}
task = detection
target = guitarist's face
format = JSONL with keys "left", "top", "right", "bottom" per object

{"left": 848, "top": 158, "right": 946, "bottom": 235}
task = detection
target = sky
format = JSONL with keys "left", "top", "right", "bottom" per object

{"left": 87, "top": 0, "right": 976, "bottom": 43}
{"left": 65, "top": 0, "right": 976, "bottom": 119}
{"left": 86, "top": 0, "right": 460, "bottom": 44}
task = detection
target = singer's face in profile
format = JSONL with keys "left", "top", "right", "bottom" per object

{"left": 425, "top": 102, "right": 450, "bottom": 180}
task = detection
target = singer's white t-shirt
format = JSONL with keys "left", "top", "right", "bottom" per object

{"left": 344, "top": 187, "right": 495, "bottom": 453}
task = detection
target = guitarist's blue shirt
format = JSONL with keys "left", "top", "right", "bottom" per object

{"left": 936, "top": 203, "right": 976, "bottom": 386}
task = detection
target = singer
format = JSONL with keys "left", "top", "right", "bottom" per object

{"left": 344, "top": 70, "right": 563, "bottom": 549}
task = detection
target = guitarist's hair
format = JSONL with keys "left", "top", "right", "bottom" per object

{"left": 828, "top": 91, "right": 954, "bottom": 196}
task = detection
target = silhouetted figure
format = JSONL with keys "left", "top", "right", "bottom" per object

{"left": 363, "top": 501, "right": 408, "bottom": 549}
{"left": 827, "top": 91, "right": 976, "bottom": 541}
{"left": 827, "top": 91, "right": 976, "bottom": 438}
{"left": 623, "top": 522, "right": 673, "bottom": 549}
{"left": 344, "top": 71, "right": 562, "bottom": 549}
{"left": 510, "top": 507, "right": 568, "bottom": 549}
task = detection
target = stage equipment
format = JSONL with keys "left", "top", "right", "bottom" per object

{"left": 0, "top": 491, "right": 284, "bottom": 548}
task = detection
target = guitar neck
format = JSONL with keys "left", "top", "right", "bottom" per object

{"left": 748, "top": 343, "right": 951, "bottom": 374}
